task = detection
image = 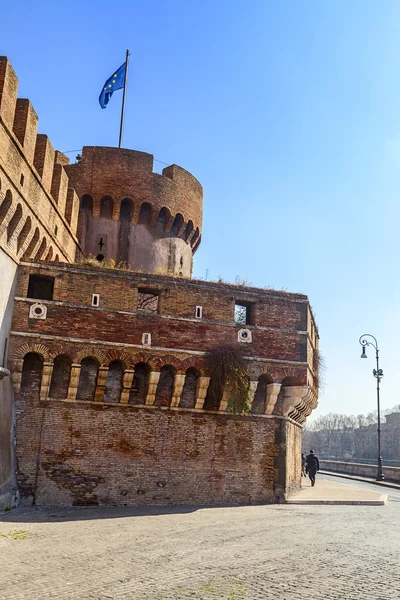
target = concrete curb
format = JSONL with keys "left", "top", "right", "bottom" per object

{"left": 287, "top": 494, "right": 388, "bottom": 506}
{"left": 320, "top": 470, "right": 400, "bottom": 491}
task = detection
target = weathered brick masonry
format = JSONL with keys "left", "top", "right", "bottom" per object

{"left": 9, "top": 263, "right": 318, "bottom": 505}
{"left": 1, "top": 55, "right": 320, "bottom": 508}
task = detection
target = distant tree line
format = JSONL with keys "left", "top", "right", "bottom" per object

{"left": 303, "top": 406, "right": 400, "bottom": 463}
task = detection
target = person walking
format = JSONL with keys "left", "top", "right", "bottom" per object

{"left": 305, "top": 449, "right": 320, "bottom": 486}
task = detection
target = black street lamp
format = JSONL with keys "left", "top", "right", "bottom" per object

{"left": 359, "top": 334, "right": 385, "bottom": 481}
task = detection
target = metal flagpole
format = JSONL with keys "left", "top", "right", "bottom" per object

{"left": 118, "top": 49, "right": 130, "bottom": 148}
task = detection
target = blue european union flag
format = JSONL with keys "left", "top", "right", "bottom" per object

{"left": 99, "top": 62, "right": 126, "bottom": 109}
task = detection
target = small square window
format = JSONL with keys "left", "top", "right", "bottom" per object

{"left": 137, "top": 288, "right": 159, "bottom": 312}
{"left": 234, "top": 301, "right": 253, "bottom": 325}
{"left": 27, "top": 275, "right": 54, "bottom": 300}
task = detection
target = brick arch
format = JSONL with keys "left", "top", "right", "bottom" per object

{"left": 155, "top": 354, "right": 184, "bottom": 371}
{"left": 22, "top": 227, "right": 40, "bottom": 260}
{"left": 119, "top": 197, "right": 133, "bottom": 222}
{"left": 15, "top": 342, "right": 51, "bottom": 362}
{"left": 0, "top": 190, "right": 13, "bottom": 227}
{"left": 251, "top": 374, "right": 274, "bottom": 415}
{"left": 17, "top": 215, "right": 32, "bottom": 252}
{"left": 191, "top": 227, "right": 200, "bottom": 247}
{"left": 48, "top": 344, "right": 74, "bottom": 361}
{"left": 193, "top": 234, "right": 201, "bottom": 252}
{"left": 138, "top": 201, "right": 153, "bottom": 225}
{"left": 181, "top": 356, "right": 206, "bottom": 376}
{"left": 169, "top": 212, "right": 184, "bottom": 237}
{"left": 179, "top": 366, "right": 200, "bottom": 409}
{"left": 279, "top": 375, "right": 302, "bottom": 386}
{"left": 155, "top": 207, "right": 171, "bottom": 233}
{"left": 184, "top": 220, "right": 194, "bottom": 242}
{"left": 80, "top": 194, "right": 93, "bottom": 213}
{"left": 154, "top": 364, "right": 177, "bottom": 407}
{"left": 49, "top": 354, "right": 72, "bottom": 399}
{"left": 34, "top": 237, "right": 47, "bottom": 261}
{"left": 117, "top": 196, "right": 135, "bottom": 222}
{"left": 146, "top": 355, "right": 163, "bottom": 371}
{"left": 104, "top": 349, "right": 134, "bottom": 369}
{"left": 74, "top": 347, "right": 107, "bottom": 365}
{"left": 130, "top": 352, "right": 153, "bottom": 369}
{"left": 99, "top": 195, "right": 114, "bottom": 219}
{"left": 7, "top": 203, "right": 23, "bottom": 242}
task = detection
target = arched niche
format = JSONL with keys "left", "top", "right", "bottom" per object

{"left": 251, "top": 374, "right": 272, "bottom": 415}
{"left": 34, "top": 237, "right": 47, "bottom": 261}
{"left": 0, "top": 190, "right": 12, "bottom": 227}
{"left": 23, "top": 227, "right": 40, "bottom": 260}
{"left": 184, "top": 220, "right": 193, "bottom": 242}
{"left": 139, "top": 202, "right": 152, "bottom": 226}
{"left": 100, "top": 196, "right": 114, "bottom": 219}
{"left": 20, "top": 352, "right": 43, "bottom": 400}
{"left": 154, "top": 364, "right": 176, "bottom": 407}
{"left": 179, "top": 367, "right": 199, "bottom": 409}
{"left": 129, "top": 362, "right": 150, "bottom": 404}
{"left": 49, "top": 355, "right": 72, "bottom": 399}
{"left": 7, "top": 203, "right": 23, "bottom": 242}
{"left": 155, "top": 207, "right": 170, "bottom": 234}
{"left": 120, "top": 199, "right": 133, "bottom": 222}
{"left": 169, "top": 213, "right": 184, "bottom": 237}
{"left": 76, "top": 357, "right": 99, "bottom": 401}
{"left": 17, "top": 216, "right": 32, "bottom": 252}
{"left": 104, "top": 360, "right": 124, "bottom": 403}
{"left": 80, "top": 195, "right": 93, "bottom": 215}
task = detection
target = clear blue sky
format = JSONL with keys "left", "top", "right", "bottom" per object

{"left": 3, "top": 1, "right": 400, "bottom": 419}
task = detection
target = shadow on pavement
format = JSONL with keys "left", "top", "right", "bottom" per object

{"left": 0, "top": 501, "right": 260, "bottom": 523}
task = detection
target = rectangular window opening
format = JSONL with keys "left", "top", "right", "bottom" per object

{"left": 195, "top": 306, "right": 203, "bottom": 319}
{"left": 137, "top": 288, "right": 159, "bottom": 313}
{"left": 27, "top": 274, "right": 55, "bottom": 301}
{"left": 92, "top": 293, "right": 100, "bottom": 307}
{"left": 234, "top": 301, "right": 252, "bottom": 325}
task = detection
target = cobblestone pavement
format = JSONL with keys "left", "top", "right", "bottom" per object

{"left": 1, "top": 476, "right": 400, "bottom": 600}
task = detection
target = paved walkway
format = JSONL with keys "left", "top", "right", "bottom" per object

{"left": 0, "top": 476, "right": 399, "bottom": 599}
{"left": 320, "top": 469, "right": 400, "bottom": 490}
{"left": 288, "top": 476, "right": 388, "bottom": 504}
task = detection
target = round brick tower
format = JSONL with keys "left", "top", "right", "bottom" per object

{"left": 65, "top": 147, "right": 203, "bottom": 277}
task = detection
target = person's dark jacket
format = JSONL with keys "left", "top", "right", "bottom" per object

{"left": 305, "top": 453, "right": 320, "bottom": 472}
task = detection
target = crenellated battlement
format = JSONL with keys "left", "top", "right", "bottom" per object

{"left": 0, "top": 57, "right": 81, "bottom": 264}
{"left": 65, "top": 146, "right": 203, "bottom": 236}
{"left": 66, "top": 146, "right": 203, "bottom": 275}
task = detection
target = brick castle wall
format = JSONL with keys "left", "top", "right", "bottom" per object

{"left": 16, "top": 398, "right": 282, "bottom": 506}
{"left": 9, "top": 262, "right": 318, "bottom": 505}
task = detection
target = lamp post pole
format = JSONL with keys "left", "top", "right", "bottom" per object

{"left": 359, "top": 334, "right": 384, "bottom": 481}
